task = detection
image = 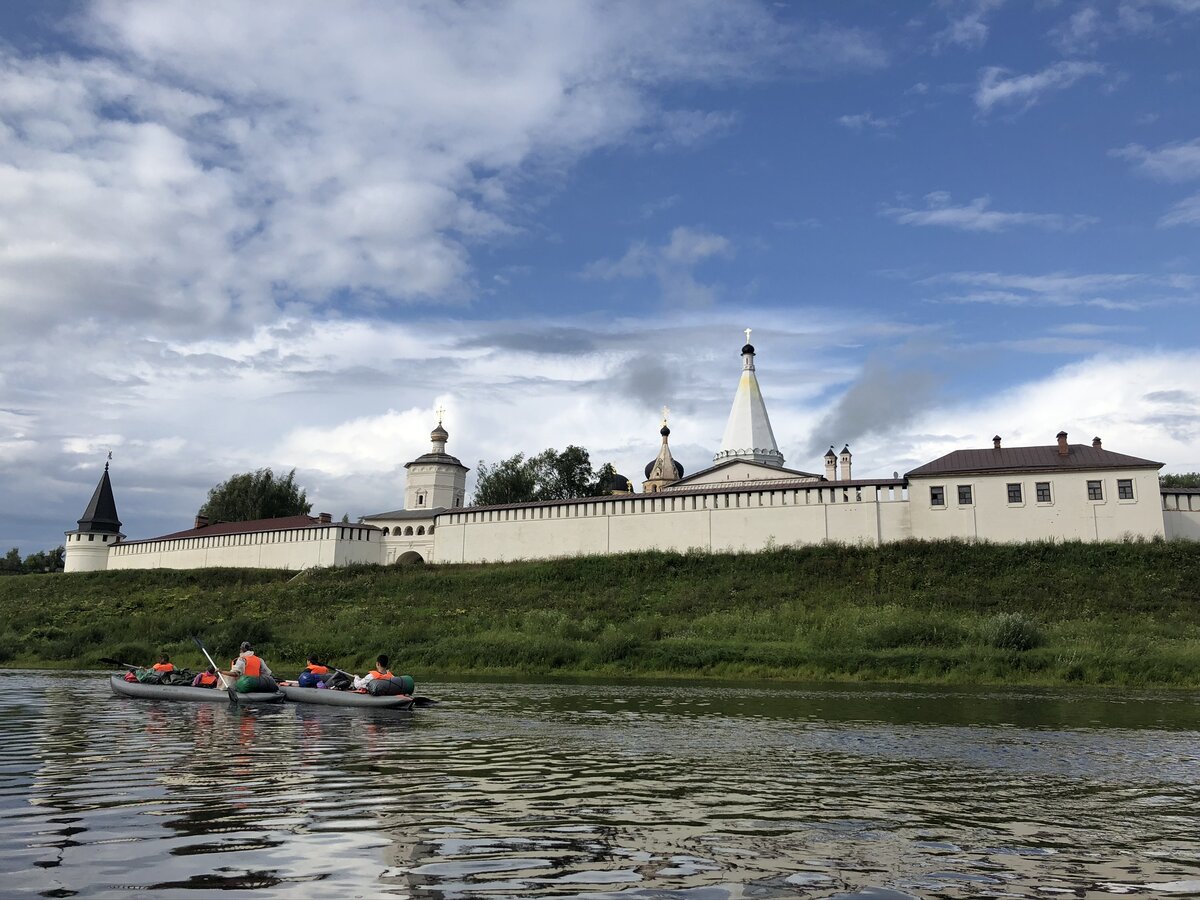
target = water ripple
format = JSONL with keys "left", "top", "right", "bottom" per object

{"left": 0, "top": 670, "right": 1198, "bottom": 898}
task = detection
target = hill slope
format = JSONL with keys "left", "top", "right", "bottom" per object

{"left": 2, "top": 540, "right": 1199, "bottom": 686}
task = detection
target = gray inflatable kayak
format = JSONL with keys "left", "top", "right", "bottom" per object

{"left": 109, "top": 674, "right": 284, "bottom": 704}
{"left": 279, "top": 684, "right": 414, "bottom": 709}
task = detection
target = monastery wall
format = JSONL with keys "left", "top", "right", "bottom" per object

{"left": 108, "top": 525, "right": 380, "bottom": 571}
{"left": 431, "top": 481, "right": 912, "bottom": 564}
{"left": 1162, "top": 490, "right": 1200, "bottom": 541}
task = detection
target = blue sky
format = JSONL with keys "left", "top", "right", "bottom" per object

{"left": 1, "top": 0, "right": 1198, "bottom": 553}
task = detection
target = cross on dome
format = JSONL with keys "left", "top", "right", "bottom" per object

{"left": 744, "top": 327, "right": 752, "bottom": 344}
{"left": 435, "top": 405, "right": 446, "bottom": 425}
{"left": 661, "top": 405, "right": 670, "bottom": 426}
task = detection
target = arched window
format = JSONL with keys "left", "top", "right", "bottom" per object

{"left": 416, "top": 526, "right": 425, "bottom": 535}
{"left": 381, "top": 527, "right": 390, "bottom": 535}
{"left": 404, "top": 526, "right": 414, "bottom": 536}
{"left": 428, "top": 526, "right": 435, "bottom": 534}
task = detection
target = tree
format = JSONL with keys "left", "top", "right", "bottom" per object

{"left": 199, "top": 468, "right": 312, "bottom": 523}
{"left": 1161, "top": 472, "right": 1200, "bottom": 488}
{"left": 0, "top": 548, "right": 23, "bottom": 576}
{"left": 472, "top": 446, "right": 606, "bottom": 505}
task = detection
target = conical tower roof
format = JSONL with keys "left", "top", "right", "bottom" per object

{"left": 76, "top": 462, "right": 122, "bottom": 533}
{"left": 714, "top": 333, "right": 784, "bottom": 468}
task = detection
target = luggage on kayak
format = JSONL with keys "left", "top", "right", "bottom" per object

{"left": 297, "top": 671, "right": 328, "bottom": 688}
{"left": 325, "top": 670, "right": 353, "bottom": 691}
{"left": 366, "top": 675, "right": 415, "bottom": 696}
{"left": 236, "top": 674, "right": 278, "bottom": 693}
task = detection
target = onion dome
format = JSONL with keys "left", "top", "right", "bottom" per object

{"left": 599, "top": 471, "right": 634, "bottom": 494}
{"left": 431, "top": 423, "right": 448, "bottom": 442}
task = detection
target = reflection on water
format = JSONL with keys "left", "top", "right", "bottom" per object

{"left": 1, "top": 671, "right": 1199, "bottom": 898}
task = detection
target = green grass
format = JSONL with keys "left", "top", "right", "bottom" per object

{"left": 2, "top": 539, "right": 1199, "bottom": 687}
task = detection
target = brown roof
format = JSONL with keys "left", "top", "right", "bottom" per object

{"left": 122, "top": 515, "right": 380, "bottom": 546}
{"left": 441, "top": 477, "right": 908, "bottom": 516}
{"left": 906, "top": 444, "right": 1162, "bottom": 478}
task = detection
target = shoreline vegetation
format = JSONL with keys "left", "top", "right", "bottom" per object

{"left": 2, "top": 540, "right": 1198, "bottom": 688}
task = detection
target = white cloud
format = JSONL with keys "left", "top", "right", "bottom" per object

{"left": 934, "top": 0, "right": 1007, "bottom": 50}
{"left": 883, "top": 192, "right": 1097, "bottom": 232}
{"left": 1112, "top": 137, "right": 1200, "bottom": 181}
{"left": 1052, "top": 6, "right": 1105, "bottom": 53}
{"left": 1160, "top": 191, "right": 1200, "bottom": 226}
{"left": 921, "top": 270, "right": 1197, "bottom": 309}
{"left": 0, "top": 1, "right": 874, "bottom": 343}
{"left": 837, "top": 111, "right": 897, "bottom": 131}
{"left": 975, "top": 60, "right": 1105, "bottom": 114}
{"left": 583, "top": 226, "right": 733, "bottom": 306}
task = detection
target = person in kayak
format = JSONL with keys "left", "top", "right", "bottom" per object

{"left": 353, "top": 654, "right": 393, "bottom": 689}
{"left": 222, "top": 641, "right": 277, "bottom": 693}
{"left": 297, "top": 654, "right": 329, "bottom": 687}
{"left": 151, "top": 654, "right": 174, "bottom": 673}
{"left": 191, "top": 665, "right": 219, "bottom": 688}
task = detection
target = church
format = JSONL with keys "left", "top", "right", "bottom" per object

{"left": 64, "top": 333, "right": 1200, "bottom": 573}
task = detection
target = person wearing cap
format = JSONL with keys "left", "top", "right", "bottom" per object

{"left": 227, "top": 641, "right": 272, "bottom": 679}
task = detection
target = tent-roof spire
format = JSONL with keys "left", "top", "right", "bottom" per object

{"left": 714, "top": 330, "right": 784, "bottom": 468}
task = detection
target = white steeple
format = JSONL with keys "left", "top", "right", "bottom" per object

{"left": 714, "top": 329, "right": 785, "bottom": 468}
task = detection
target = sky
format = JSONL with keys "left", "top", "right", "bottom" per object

{"left": 2, "top": 0, "right": 1199, "bottom": 554}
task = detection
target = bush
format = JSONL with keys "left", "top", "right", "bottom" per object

{"left": 982, "top": 613, "right": 1044, "bottom": 651}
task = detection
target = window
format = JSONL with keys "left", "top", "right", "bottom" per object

{"left": 1117, "top": 479, "right": 1134, "bottom": 500}
{"left": 1007, "top": 483, "right": 1023, "bottom": 504}
{"left": 1036, "top": 482, "right": 1051, "bottom": 503}
{"left": 417, "top": 526, "right": 425, "bottom": 535}
{"left": 957, "top": 485, "right": 973, "bottom": 505}
{"left": 1087, "top": 480, "right": 1103, "bottom": 501}
{"left": 417, "top": 493, "right": 425, "bottom": 506}
{"left": 930, "top": 486, "right": 945, "bottom": 506}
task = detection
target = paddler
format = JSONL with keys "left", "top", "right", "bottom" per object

{"left": 353, "top": 654, "right": 394, "bottom": 689}
{"left": 223, "top": 641, "right": 274, "bottom": 691}
{"left": 191, "top": 665, "right": 219, "bottom": 688}
{"left": 297, "top": 654, "right": 329, "bottom": 687}
{"left": 151, "top": 653, "right": 174, "bottom": 673}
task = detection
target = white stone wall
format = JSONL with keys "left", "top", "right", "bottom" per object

{"left": 908, "top": 468, "right": 1165, "bottom": 543}
{"left": 1162, "top": 491, "right": 1200, "bottom": 541}
{"left": 107, "top": 524, "right": 381, "bottom": 571}
{"left": 63, "top": 531, "right": 120, "bottom": 572}
{"left": 431, "top": 482, "right": 912, "bottom": 564}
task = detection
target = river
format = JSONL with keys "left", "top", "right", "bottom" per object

{"left": 1, "top": 670, "right": 1198, "bottom": 898}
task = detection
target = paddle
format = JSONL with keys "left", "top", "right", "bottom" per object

{"left": 191, "top": 635, "right": 239, "bottom": 704}
{"left": 99, "top": 656, "right": 140, "bottom": 670}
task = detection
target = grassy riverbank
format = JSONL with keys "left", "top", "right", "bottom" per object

{"left": 2, "top": 540, "right": 1199, "bottom": 687}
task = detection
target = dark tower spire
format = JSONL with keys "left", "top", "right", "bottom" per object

{"left": 76, "top": 459, "right": 122, "bottom": 533}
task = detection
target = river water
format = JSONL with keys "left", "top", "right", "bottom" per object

{"left": 1, "top": 671, "right": 1199, "bottom": 899}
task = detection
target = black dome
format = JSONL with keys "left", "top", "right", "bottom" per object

{"left": 741, "top": 343, "right": 755, "bottom": 355}
{"left": 600, "top": 471, "right": 632, "bottom": 493}
{"left": 644, "top": 459, "right": 684, "bottom": 479}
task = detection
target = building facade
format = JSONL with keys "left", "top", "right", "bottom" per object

{"left": 65, "top": 336, "right": 1200, "bottom": 573}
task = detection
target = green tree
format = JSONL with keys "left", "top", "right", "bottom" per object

{"left": 199, "top": 468, "right": 312, "bottom": 523}
{"left": 472, "top": 446, "right": 604, "bottom": 505}
{"left": 1161, "top": 472, "right": 1200, "bottom": 488}
{"left": 0, "top": 548, "right": 23, "bottom": 576}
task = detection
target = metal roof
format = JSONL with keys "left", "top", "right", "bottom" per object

{"left": 906, "top": 444, "right": 1162, "bottom": 478}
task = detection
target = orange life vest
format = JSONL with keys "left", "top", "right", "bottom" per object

{"left": 305, "top": 664, "right": 329, "bottom": 674}
{"left": 371, "top": 668, "right": 393, "bottom": 679}
{"left": 197, "top": 672, "right": 218, "bottom": 687}
{"left": 152, "top": 662, "right": 174, "bottom": 672}
{"left": 241, "top": 653, "right": 263, "bottom": 677}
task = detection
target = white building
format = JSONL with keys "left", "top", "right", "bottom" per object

{"left": 65, "top": 335, "right": 1200, "bottom": 573}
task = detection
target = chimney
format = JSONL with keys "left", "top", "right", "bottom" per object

{"left": 1092, "top": 436, "right": 1102, "bottom": 449}
{"left": 839, "top": 444, "right": 853, "bottom": 481}
{"left": 318, "top": 512, "right": 332, "bottom": 524}
{"left": 194, "top": 515, "right": 209, "bottom": 529}
{"left": 1056, "top": 431, "right": 1069, "bottom": 457}
{"left": 993, "top": 435, "right": 1002, "bottom": 450}
{"left": 824, "top": 446, "right": 838, "bottom": 481}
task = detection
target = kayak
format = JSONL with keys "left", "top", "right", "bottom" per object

{"left": 109, "top": 674, "right": 285, "bottom": 704}
{"left": 279, "top": 684, "right": 415, "bottom": 709}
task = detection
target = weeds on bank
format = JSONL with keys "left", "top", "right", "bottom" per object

{"left": 1, "top": 540, "right": 1198, "bottom": 686}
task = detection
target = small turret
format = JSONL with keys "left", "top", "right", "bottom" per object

{"left": 824, "top": 446, "right": 837, "bottom": 481}
{"left": 643, "top": 408, "right": 685, "bottom": 493}
{"left": 839, "top": 444, "right": 853, "bottom": 481}
{"left": 64, "top": 457, "right": 124, "bottom": 573}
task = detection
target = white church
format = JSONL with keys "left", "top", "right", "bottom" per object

{"left": 64, "top": 334, "right": 1200, "bottom": 573}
